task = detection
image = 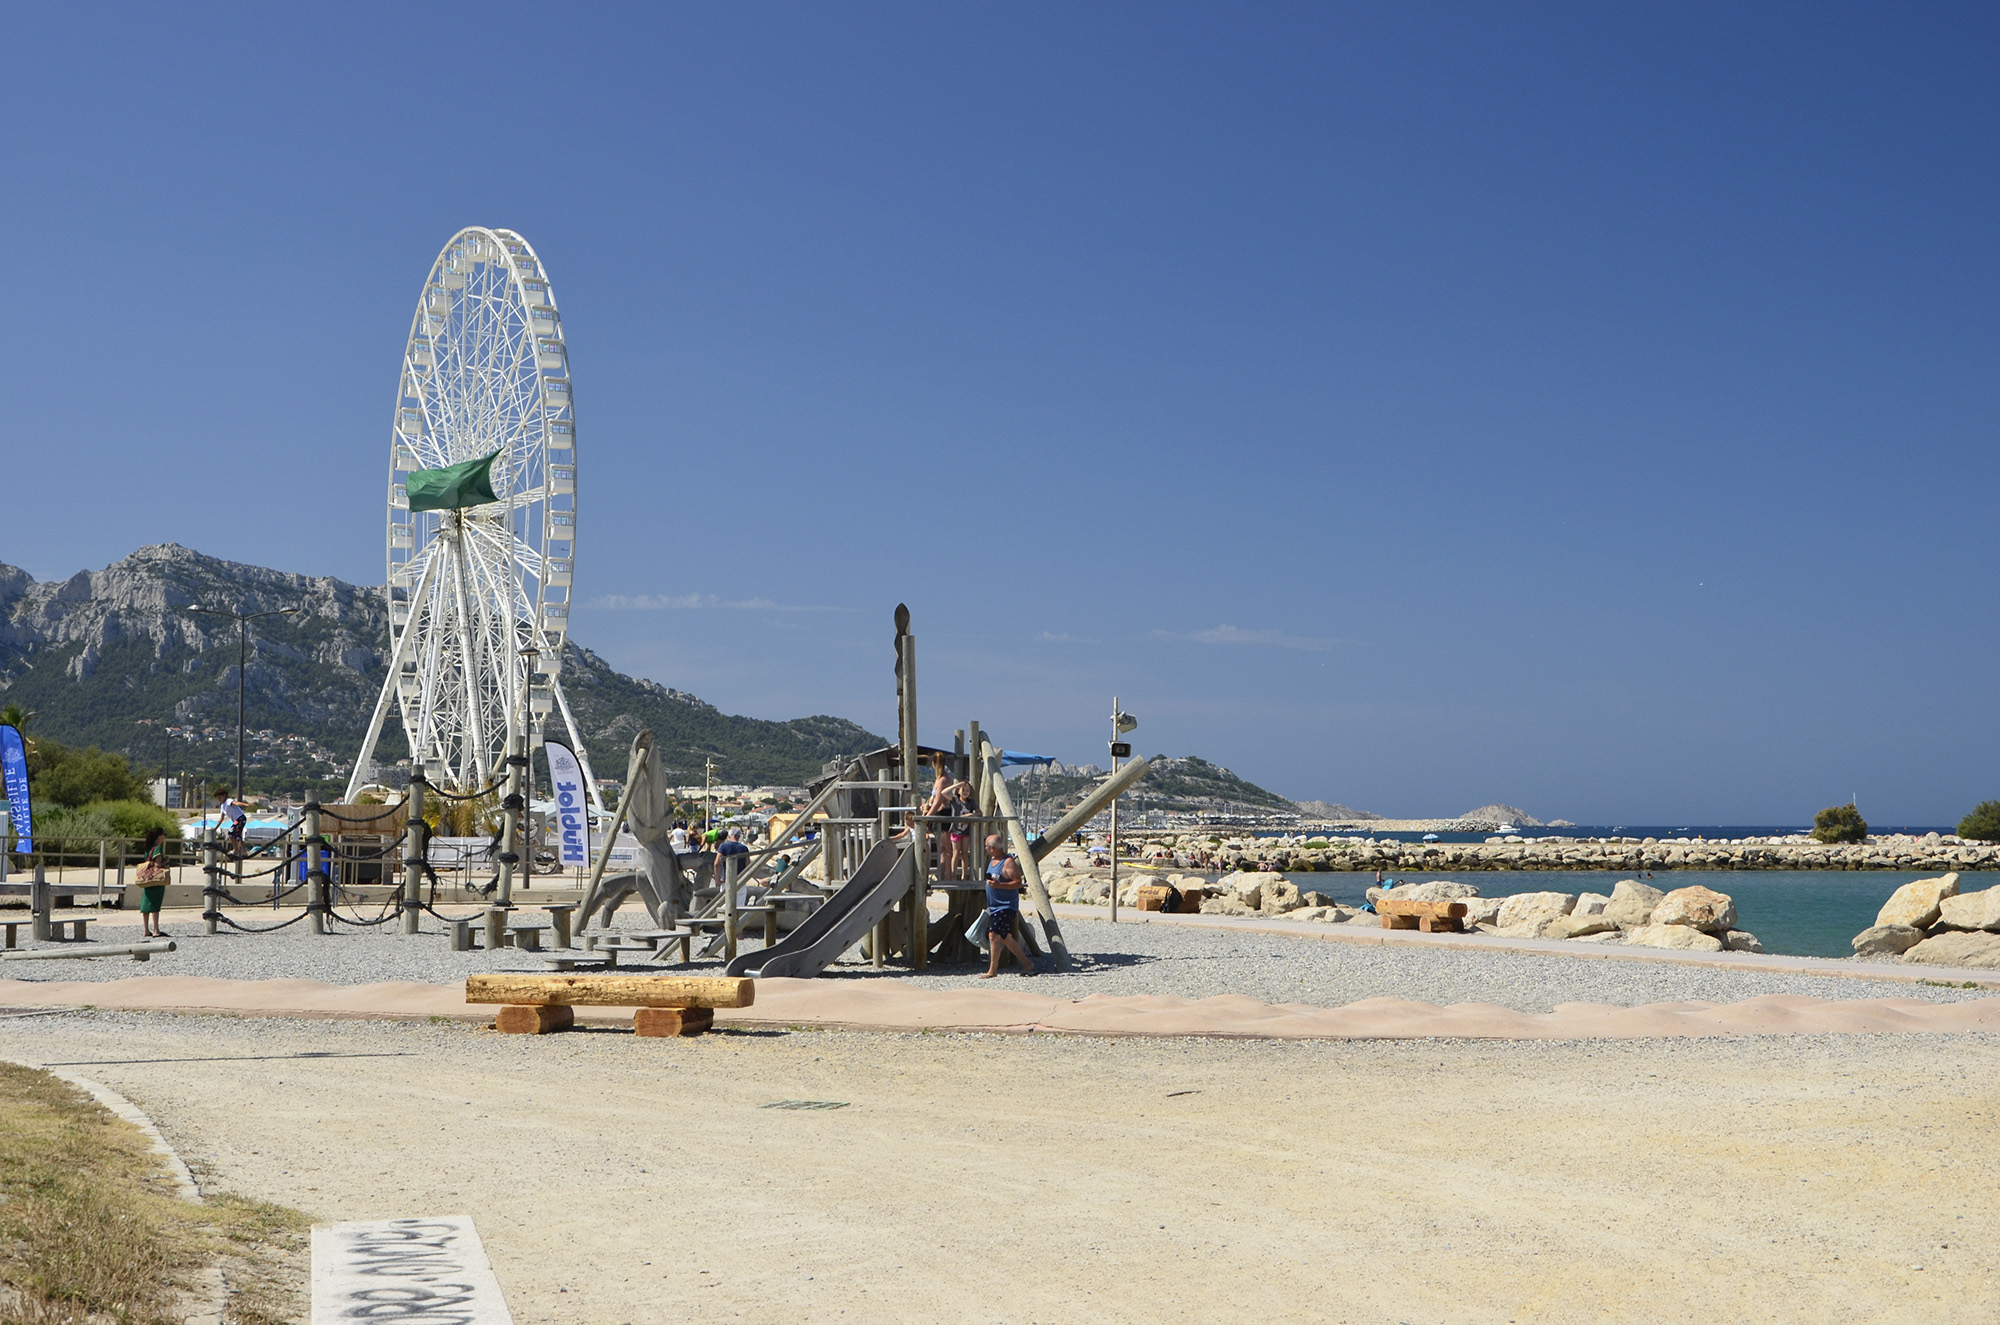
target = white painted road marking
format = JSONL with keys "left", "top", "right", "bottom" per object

{"left": 311, "top": 1215, "right": 513, "bottom": 1324}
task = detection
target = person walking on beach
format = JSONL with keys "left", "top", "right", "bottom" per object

{"left": 980, "top": 850, "right": 1034, "bottom": 978}
{"left": 136, "top": 826, "right": 171, "bottom": 937}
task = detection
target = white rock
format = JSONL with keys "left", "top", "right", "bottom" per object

{"left": 1495, "top": 892, "right": 1576, "bottom": 930}
{"left": 1574, "top": 892, "right": 1611, "bottom": 916}
{"left": 1651, "top": 885, "right": 1738, "bottom": 933}
{"left": 1720, "top": 930, "right": 1763, "bottom": 953}
{"left": 1875, "top": 873, "right": 1960, "bottom": 930}
{"left": 1379, "top": 880, "right": 1482, "bottom": 902}
{"left": 1461, "top": 897, "right": 1505, "bottom": 927}
{"left": 1603, "top": 880, "right": 1665, "bottom": 928}
{"left": 1901, "top": 930, "right": 2000, "bottom": 969}
{"left": 1936, "top": 886, "right": 2000, "bottom": 932}
{"left": 1623, "top": 923, "right": 1725, "bottom": 952}
{"left": 1851, "top": 924, "right": 1924, "bottom": 957}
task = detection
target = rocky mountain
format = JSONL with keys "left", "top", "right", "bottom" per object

{"left": 0, "top": 544, "right": 883, "bottom": 794}
{"left": 1459, "top": 804, "right": 1543, "bottom": 827}
{"left": 1010, "top": 755, "right": 1296, "bottom": 819}
{"left": 1293, "top": 799, "right": 1383, "bottom": 821}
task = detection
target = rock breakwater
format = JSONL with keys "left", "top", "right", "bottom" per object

{"left": 1120, "top": 832, "right": 1999, "bottom": 873}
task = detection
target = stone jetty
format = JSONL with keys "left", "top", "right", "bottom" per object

{"left": 1119, "top": 832, "right": 1999, "bottom": 873}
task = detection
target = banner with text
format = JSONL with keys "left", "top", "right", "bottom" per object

{"left": 543, "top": 740, "right": 589, "bottom": 867}
{"left": 0, "top": 726, "right": 30, "bottom": 855}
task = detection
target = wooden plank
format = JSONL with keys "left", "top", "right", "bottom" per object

{"left": 495, "top": 1004, "right": 575, "bottom": 1034}
{"left": 466, "top": 974, "right": 754, "bottom": 1009}
{"left": 633, "top": 1007, "right": 714, "bottom": 1037}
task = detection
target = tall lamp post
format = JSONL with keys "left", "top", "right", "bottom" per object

{"left": 185, "top": 604, "right": 299, "bottom": 802}
{"left": 1108, "top": 698, "right": 1137, "bottom": 922}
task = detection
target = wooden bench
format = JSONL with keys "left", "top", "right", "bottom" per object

{"left": 1376, "top": 899, "right": 1467, "bottom": 933}
{"left": 9, "top": 918, "right": 96, "bottom": 944}
{"left": 467, "top": 973, "right": 755, "bottom": 1038}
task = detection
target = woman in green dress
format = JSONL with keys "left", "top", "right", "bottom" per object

{"left": 136, "top": 827, "right": 171, "bottom": 937}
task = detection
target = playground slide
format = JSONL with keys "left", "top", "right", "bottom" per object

{"left": 725, "top": 837, "right": 914, "bottom": 979}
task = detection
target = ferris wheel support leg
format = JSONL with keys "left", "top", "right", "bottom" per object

{"left": 347, "top": 551, "right": 444, "bottom": 801}
{"left": 445, "top": 526, "right": 492, "bottom": 788}
{"left": 550, "top": 675, "right": 606, "bottom": 817}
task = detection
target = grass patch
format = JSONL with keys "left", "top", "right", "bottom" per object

{"left": 0, "top": 1062, "right": 310, "bottom": 1323}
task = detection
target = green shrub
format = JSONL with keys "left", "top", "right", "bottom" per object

{"left": 1958, "top": 802, "right": 2000, "bottom": 842}
{"left": 29, "top": 742, "right": 150, "bottom": 809}
{"left": 1812, "top": 803, "right": 1868, "bottom": 844}
{"left": 86, "top": 800, "right": 179, "bottom": 841}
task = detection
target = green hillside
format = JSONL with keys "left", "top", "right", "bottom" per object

{"left": 0, "top": 545, "right": 883, "bottom": 797}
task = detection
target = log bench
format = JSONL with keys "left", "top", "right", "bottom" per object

{"left": 466, "top": 973, "right": 755, "bottom": 1038}
{"left": 1376, "top": 899, "right": 1467, "bottom": 933}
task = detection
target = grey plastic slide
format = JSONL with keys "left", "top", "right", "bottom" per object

{"left": 725, "top": 837, "right": 914, "bottom": 979}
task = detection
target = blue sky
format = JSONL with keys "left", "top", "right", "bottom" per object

{"left": 3, "top": 4, "right": 1995, "bottom": 822}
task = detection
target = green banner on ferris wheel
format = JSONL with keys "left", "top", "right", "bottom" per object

{"left": 406, "top": 451, "right": 501, "bottom": 512}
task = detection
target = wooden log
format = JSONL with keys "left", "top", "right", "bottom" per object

{"left": 633, "top": 1007, "right": 714, "bottom": 1037}
{"left": 1418, "top": 915, "right": 1464, "bottom": 933}
{"left": 495, "top": 1004, "right": 574, "bottom": 1035}
{"left": 465, "top": 974, "right": 754, "bottom": 1009}
{"left": 1375, "top": 900, "right": 1468, "bottom": 919}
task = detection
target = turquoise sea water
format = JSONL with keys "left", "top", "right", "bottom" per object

{"left": 1245, "top": 869, "right": 1980, "bottom": 959}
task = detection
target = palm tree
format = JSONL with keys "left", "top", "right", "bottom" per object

{"left": 0, "top": 705, "right": 36, "bottom": 760}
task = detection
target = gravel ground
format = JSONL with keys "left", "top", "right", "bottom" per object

{"left": 1, "top": 1012, "right": 1995, "bottom": 1323}
{"left": 9, "top": 906, "right": 1990, "bottom": 1014}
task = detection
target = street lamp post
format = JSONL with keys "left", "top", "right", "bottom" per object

{"left": 1108, "top": 698, "right": 1137, "bottom": 923}
{"left": 185, "top": 604, "right": 299, "bottom": 801}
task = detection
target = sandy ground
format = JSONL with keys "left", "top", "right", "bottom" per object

{"left": 2, "top": 1012, "right": 1993, "bottom": 1323}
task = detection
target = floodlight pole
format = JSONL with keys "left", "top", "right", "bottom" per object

{"left": 1108, "top": 698, "right": 1137, "bottom": 921}
{"left": 185, "top": 604, "right": 299, "bottom": 800}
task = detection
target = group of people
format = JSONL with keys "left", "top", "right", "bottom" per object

{"left": 913, "top": 756, "right": 1034, "bottom": 976}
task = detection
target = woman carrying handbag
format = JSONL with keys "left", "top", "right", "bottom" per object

{"left": 135, "top": 827, "right": 171, "bottom": 937}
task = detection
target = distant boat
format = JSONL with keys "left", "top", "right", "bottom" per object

{"left": 1494, "top": 824, "right": 1517, "bottom": 834}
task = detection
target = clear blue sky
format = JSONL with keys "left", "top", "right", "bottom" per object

{"left": 3, "top": 4, "right": 1995, "bottom": 823}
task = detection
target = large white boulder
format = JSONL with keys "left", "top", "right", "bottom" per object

{"left": 1603, "top": 880, "right": 1665, "bottom": 928}
{"left": 1574, "top": 892, "right": 1611, "bottom": 916}
{"left": 1651, "top": 885, "right": 1737, "bottom": 934}
{"left": 1495, "top": 892, "right": 1576, "bottom": 930}
{"left": 1623, "top": 923, "right": 1725, "bottom": 952}
{"left": 1461, "top": 897, "right": 1506, "bottom": 927}
{"left": 1875, "top": 873, "right": 1960, "bottom": 930}
{"left": 1901, "top": 930, "right": 2000, "bottom": 969}
{"left": 1261, "top": 879, "right": 1303, "bottom": 914}
{"left": 1218, "top": 873, "right": 1266, "bottom": 910}
{"left": 1378, "top": 880, "right": 1482, "bottom": 903}
{"left": 1851, "top": 924, "right": 1924, "bottom": 957}
{"left": 1547, "top": 913, "right": 1619, "bottom": 940}
{"left": 1199, "top": 895, "right": 1256, "bottom": 917}
{"left": 1936, "top": 886, "right": 2000, "bottom": 932}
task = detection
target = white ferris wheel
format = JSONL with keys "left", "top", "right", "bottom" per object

{"left": 347, "top": 226, "right": 601, "bottom": 806}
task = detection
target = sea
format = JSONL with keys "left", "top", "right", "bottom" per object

{"left": 1208, "top": 825, "right": 1970, "bottom": 959}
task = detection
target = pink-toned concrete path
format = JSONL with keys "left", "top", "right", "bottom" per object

{"left": 1, "top": 972, "right": 1995, "bottom": 1040}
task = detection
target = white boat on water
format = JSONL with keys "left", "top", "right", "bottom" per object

{"left": 1493, "top": 823, "right": 1517, "bottom": 834}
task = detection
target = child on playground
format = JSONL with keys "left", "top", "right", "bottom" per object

{"left": 980, "top": 848, "right": 1034, "bottom": 979}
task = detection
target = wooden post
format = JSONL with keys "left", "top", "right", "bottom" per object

{"left": 96, "top": 840, "right": 106, "bottom": 906}
{"left": 723, "top": 850, "right": 740, "bottom": 963}
{"left": 401, "top": 772, "right": 426, "bottom": 935}
{"left": 30, "top": 850, "right": 49, "bottom": 942}
{"left": 201, "top": 828, "right": 220, "bottom": 936}
{"left": 981, "top": 738, "right": 1071, "bottom": 971}
{"left": 895, "top": 609, "right": 926, "bottom": 970}
{"left": 306, "top": 803, "right": 327, "bottom": 935}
